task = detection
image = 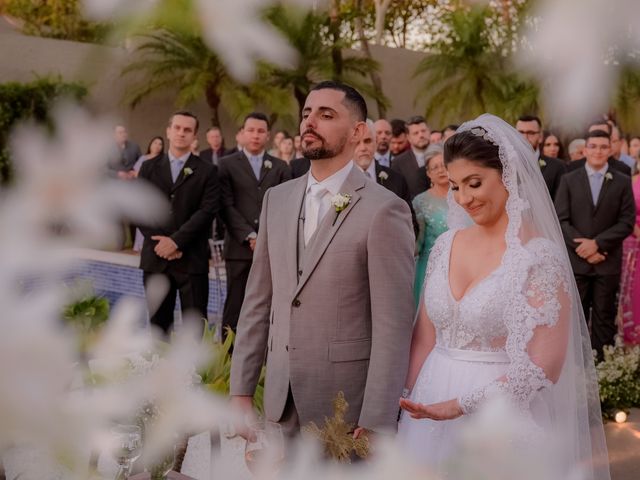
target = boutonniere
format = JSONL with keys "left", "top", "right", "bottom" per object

{"left": 263, "top": 160, "right": 272, "bottom": 169}
{"left": 378, "top": 171, "right": 389, "bottom": 181}
{"left": 538, "top": 159, "right": 547, "bottom": 168}
{"left": 331, "top": 193, "right": 352, "bottom": 213}
{"left": 183, "top": 167, "right": 193, "bottom": 177}
{"left": 605, "top": 172, "right": 613, "bottom": 181}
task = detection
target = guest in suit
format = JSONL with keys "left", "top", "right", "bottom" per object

{"left": 199, "top": 126, "right": 228, "bottom": 166}
{"left": 373, "top": 119, "right": 393, "bottom": 167}
{"left": 412, "top": 143, "right": 450, "bottom": 307}
{"left": 611, "top": 124, "right": 636, "bottom": 170}
{"left": 568, "top": 138, "right": 586, "bottom": 161}
{"left": 290, "top": 156, "right": 310, "bottom": 179}
{"left": 230, "top": 81, "right": 414, "bottom": 438}
{"left": 110, "top": 125, "right": 142, "bottom": 178}
{"left": 354, "top": 120, "right": 416, "bottom": 236}
{"left": 137, "top": 111, "right": 220, "bottom": 334}
{"left": 218, "top": 112, "right": 291, "bottom": 335}
{"left": 555, "top": 129, "right": 636, "bottom": 357}
{"left": 390, "top": 118, "right": 410, "bottom": 158}
{"left": 391, "top": 115, "right": 432, "bottom": 200}
{"left": 567, "top": 120, "right": 632, "bottom": 176}
{"left": 515, "top": 115, "right": 566, "bottom": 199}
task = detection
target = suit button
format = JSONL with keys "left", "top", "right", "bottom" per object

{"left": 292, "top": 299, "right": 301, "bottom": 307}
{"left": 254, "top": 219, "right": 258, "bottom": 224}
{"left": 285, "top": 345, "right": 289, "bottom": 351}
{"left": 170, "top": 194, "right": 175, "bottom": 200}
{"left": 298, "top": 270, "right": 303, "bottom": 276}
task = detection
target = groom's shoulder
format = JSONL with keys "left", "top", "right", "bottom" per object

{"left": 266, "top": 174, "right": 302, "bottom": 198}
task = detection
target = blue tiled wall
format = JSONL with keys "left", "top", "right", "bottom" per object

{"left": 68, "top": 260, "right": 226, "bottom": 318}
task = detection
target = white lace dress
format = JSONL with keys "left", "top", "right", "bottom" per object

{"left": 398, "top": 228, "right": 569, "bottom": 472}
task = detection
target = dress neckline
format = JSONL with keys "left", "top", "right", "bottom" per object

{"left": 446, "top": 229, "right": 506, "bottom": 304}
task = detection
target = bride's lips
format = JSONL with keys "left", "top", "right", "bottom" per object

{"left": 465, "top": 204, "right": 483, "bottom": 215}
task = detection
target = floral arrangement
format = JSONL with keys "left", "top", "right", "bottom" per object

{"left": 596, "top": 342, "right": 640, "bottom": 419}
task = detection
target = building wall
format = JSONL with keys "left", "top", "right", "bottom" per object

{"left": 0, "top": 21, "right": 431, "bottom": 149}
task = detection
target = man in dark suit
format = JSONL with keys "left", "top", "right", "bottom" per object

{"left": 110, "top": 125, "right": 142, "bottom": 178}
{"left": 199, "top": 126, "right": 229, "bottom": 166}
{"left": 290, "top": 156, "right": 310, "bottom": 178}
{"left": 137, "top": 111, "right": 220, "bottom": 334}
{"left": 391, "top": 115, "right": 431, "bottom": 200}
{"left": 566, "top": 121, "right": 632, "bottom": 177}
{"left": 218, "top": 112, "right": 291, "bottom": 335}
{"left": 555, "top": 129, "right": 636, "bottom": 357}
{"left": 515, "top": 115, "right": 566, "bottom": 199}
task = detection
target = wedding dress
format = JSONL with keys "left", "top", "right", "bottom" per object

{"left": 397, "top": 115, "right": 610, "bottom": 480}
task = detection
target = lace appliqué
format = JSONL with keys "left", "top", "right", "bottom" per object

{"left": 459, "top": 239, "right": 569, "bottom": 415}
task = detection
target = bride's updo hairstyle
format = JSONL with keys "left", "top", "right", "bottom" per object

{"left": 443, "top": 128, "right": 502, "bottom": 175}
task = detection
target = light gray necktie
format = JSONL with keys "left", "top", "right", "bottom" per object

{"left": 171, "top": 159, "right": 184, "bottom": 183}
{"left": 364, "top": 171, "right": 372, "bottom": 179}
{"left": 304, "top": 184, "right": 328, "bottom": 245}
{"left": 250, "top": 156, "right": 261, "bottom": 179}
{"left": 590, "top": 171, "right": 604, "bottom": 205}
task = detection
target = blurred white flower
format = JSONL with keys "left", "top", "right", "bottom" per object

{"left": 519, "top": 0, "right": 640, "bottom": 126}
{"left": 3, "top": 103, "right": 168, "bottom": 266}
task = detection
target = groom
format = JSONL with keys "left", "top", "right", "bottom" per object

{"left": 230, "top": 81, "right": 415, "bottom": 438}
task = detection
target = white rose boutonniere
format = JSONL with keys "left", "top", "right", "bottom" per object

{"left": 263, "top": 160, "right": 273, "bottom": 169}
{"left": 378, "top": 171, "right": 389, "bottom": 181}
{"left": 605, "top": 172, "right": 613, "bottom": 181}
{"left": 183, "top": 167, "right": 193, "bottom": 177}
{"left": 330, "top": 193, "right": 352, "bottom": 213}
{"left": 538, "top": 159, "right": 547, "bottom": 168}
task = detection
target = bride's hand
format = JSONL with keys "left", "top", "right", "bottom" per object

{"left": 399, "top": 398, "right": 463, "bottom": 421}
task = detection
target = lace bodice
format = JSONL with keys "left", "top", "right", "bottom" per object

{"left": 423, "top": 229, "right": 570, "bottom": 414}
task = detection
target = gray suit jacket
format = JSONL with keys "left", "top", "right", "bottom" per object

{"left": 230, "top": 166, "right": 415, "bottom": 433}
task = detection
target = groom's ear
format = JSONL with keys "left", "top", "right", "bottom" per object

{"left": 351, "top": 121, "right": 367, "bottom": 145}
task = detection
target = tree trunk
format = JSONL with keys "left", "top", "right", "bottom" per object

{"left": 205, "top": 83, "right": 221, "bottom": 128}
{"left": 329, "top": 1, "right": 343, "bottom": 80}
{"left": 373, "top": 0, "right": 392, "bottom": 45}
{"left": 356, "top": 0, "right": 387, "bottom": 118}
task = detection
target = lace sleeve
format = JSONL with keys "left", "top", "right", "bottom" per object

{"left": 459, "top": 240, "right": 571, "bottom": 414}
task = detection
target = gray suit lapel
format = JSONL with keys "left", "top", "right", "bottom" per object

{"left": 286, "top": 176, "right": 307, "bottom": 287}
{"left": 294, "top": 167, "right": 365, "bottom": 298}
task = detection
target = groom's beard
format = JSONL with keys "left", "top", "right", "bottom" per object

{"left": 302, "top": 130, "right": 348, "bottom": 160}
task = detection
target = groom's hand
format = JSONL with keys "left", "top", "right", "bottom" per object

{"left": 230, "top": 395, "right": 257, "bottom": 440}
{"left": 399, "top": 398, "right": 463, "bottom": 421}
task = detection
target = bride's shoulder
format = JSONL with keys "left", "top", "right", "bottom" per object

{"left": 428, "top": 228, "right": 456, "bottom": 257}
{"left": 523, "top": 237, "right": 565, "bottom": 262}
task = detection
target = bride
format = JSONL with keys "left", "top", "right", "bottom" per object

{"left": 398, "top": 114, "right": 609, "bottom": 480}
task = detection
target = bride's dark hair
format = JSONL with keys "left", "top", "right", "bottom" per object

{"left": 443, "top": 129, "right": 502, "bottom": 174}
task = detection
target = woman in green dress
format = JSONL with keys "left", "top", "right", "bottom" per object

{"left": 413, "top": 144, "right": 450, "bottom": 306}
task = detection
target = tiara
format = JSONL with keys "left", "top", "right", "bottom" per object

{"left": 469, "top": 127, "right": 499, "bottom": 146}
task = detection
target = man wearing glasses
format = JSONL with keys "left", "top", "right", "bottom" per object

{"left": 515, "top": 114, "right": 566, "bottom": 199}
{"left": 555, "top": 129, "right": 635, "bottom": 358}
{"left": 567, "top": 120, "right": 632, "bottom": 177}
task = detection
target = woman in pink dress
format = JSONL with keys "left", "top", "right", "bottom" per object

{"left": 620, "top": 174, "right": 640, "bottom": 344}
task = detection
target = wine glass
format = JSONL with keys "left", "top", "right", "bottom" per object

{"left": 111, "top": 424, "right": 142, "bottom": 480}
{"left": 244, "top": 421, "right": 285, "bottom": 478}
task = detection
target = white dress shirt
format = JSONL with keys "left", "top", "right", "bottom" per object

{"left": 304, "top": 161, "right": 354, "bottom": 243}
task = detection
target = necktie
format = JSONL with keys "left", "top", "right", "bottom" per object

{"left": 304, "top": 184, "right": 328, "bottom": 245}
{"left": 364, "top": 170, "right": 372, "bottom": 179}
{"left": 250, "top": 156, "right": 261, "bottom": 179}
{"left": 171, "top": 159, "right": 184, "bottom": 183}
{"left": 590, "top": 172, "right": 604, "bottom": 205}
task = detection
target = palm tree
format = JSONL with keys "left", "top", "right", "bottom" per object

{"left": 614, "top": 66, "right": 640, "bottom": 134}
{"left": 122, "top": 28, "right": 291, "bottom": 127}
{"left": 264, "top": 4, "right": 389, "bottom": 116}
{"left": 414, "top": 5, "right": 538, "bottom": 125}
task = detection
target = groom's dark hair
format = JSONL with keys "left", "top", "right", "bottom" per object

{"left": 310, "top": 81, "right": 367, "bottom": 121}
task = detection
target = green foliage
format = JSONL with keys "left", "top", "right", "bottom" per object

{"left": 0, "top": 76, "right": 88, "bottom": 184}
{"left": 414, "top": 5, "right": 538, "bottom": 125}
{"left": 614, "top": 66, "right": 640, "bottom": 135}
{"left": 596, "top": 344, "right": 640, "bottom": 419}
{"left": 199, "top": 324, "right": 265, "bottom": 415}
{"left": 62, "top": 292, "right": 110, "bottom": 332}
{"left": 3, "top": 0, "right": 110, "bottom": 42}
{"left": 264, "top": 4, "right": 388, "bottom": 113}
{"left": 123, "top": 27, "right": 292, "bottom": 128}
